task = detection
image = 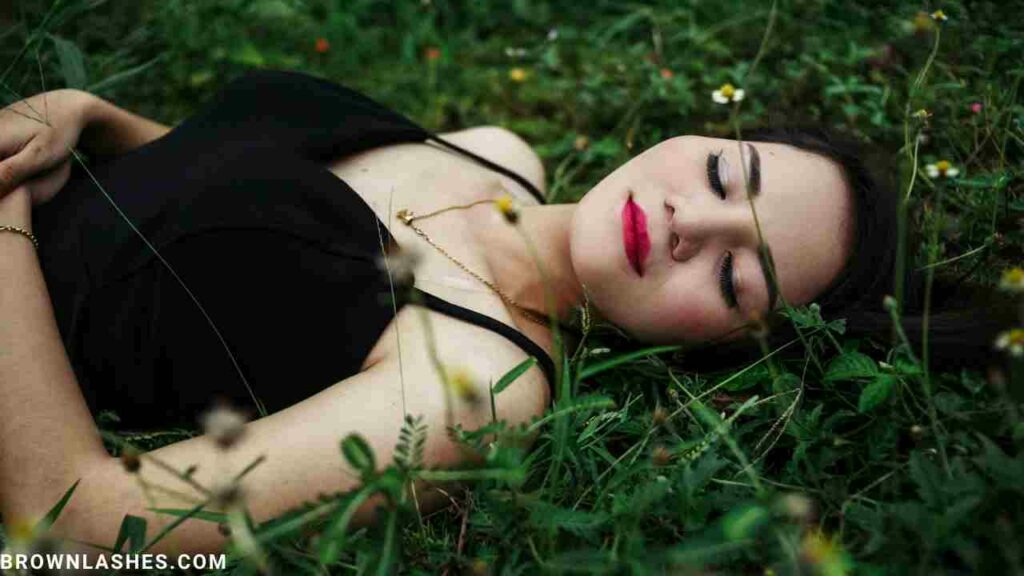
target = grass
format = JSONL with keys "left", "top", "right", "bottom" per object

{"left": 1, "top": 0, "right": 1023, "bottom": 574}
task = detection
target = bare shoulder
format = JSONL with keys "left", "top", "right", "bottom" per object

{"left": 433, "top": 125, "right": 547, "bottom": 202}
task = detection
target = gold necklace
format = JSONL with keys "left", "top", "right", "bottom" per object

{"left": 396, "top": 198, "right": 580, "bottom": 331}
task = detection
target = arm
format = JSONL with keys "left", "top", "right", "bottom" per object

{"left": 78, "top": 92, "right": 173, "bottom": 158}
{"left": 0, "top": 202, "right": 547, "bottom": 561}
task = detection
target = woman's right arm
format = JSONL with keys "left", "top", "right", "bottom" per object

{"left": 79, "top": 91, "right": 172, "bottom": 158}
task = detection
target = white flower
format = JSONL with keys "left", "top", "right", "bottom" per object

{"left": 504, "top": 46, "right": 527, "bottom": 58}
{"left": 711, "top": 83, "right": 745, "bottom": 104}
{"left": 999, "top": 267, "right": 1024, "bottom": 294}
{"left": 547, "top": 28, "right": 559, "bottom": 41}
{"left": 994, "top": 329, "right": 1024, "bottom": 358}
{"left": 201, "top": 403, "right": 248, "bottom": 449}
{"left": 925, "top": 160, "right": 959, "bottom": 179}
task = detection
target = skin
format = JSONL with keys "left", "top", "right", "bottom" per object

{"left": 479, "top": 135, "right": 855, "bottom": 346}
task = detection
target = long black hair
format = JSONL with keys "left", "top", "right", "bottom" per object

{"left": 587, "top": 126, "right": 1015, "bottom": 376}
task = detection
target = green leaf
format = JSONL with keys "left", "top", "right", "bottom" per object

{"left": 825, "top": 351, "right": 878, "bottom": 382}
{"left": 858, "top": 374, "right": 896, "bottom": 412}
{"left": 721, "top": 505, "right": 769, "bottom": 540}
{"left": 113, "top": 515, "right": 147, "bottom": 553}
{"left": 86, "top": 55, "right": 164, "bottom": 95}
{"left": 341, "top": 434, "right": 376, "bottom": 477}
{"left": 35, "top": 479, "right": 80, "bottom": 532}
{"left": 577, "top": 344, "right": 680, "bottom": 380}
{"left": 492, "top": 356, "right": 537, "bottom": 395}
{"left": 49, "top": 34, "right": 86, "bottom": 89}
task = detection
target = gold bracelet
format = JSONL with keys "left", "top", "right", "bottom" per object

{"left": 0, "top": 225, "right": 39, "bottom": 250}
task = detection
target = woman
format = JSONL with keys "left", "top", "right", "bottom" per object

{"left": 0, "top": 68, "right": 985, "bottom": 559}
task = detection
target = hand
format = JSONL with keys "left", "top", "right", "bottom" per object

{"left": 0, "top": 89, "right": 94, "bottom": 206}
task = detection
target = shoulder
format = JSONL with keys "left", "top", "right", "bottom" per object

{"left": 370, "top": 303, "right": 551, "bottom": 426}
{"left": 433, "top": 125, "right": 547, "bottom": 202}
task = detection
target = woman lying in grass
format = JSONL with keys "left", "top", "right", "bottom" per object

{"left": 0, "top": 68, "right": 1004, "bottom": 560}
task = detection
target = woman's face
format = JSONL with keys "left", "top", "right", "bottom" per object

{"left": 570, "top": 135, "right": 854, "bottom": 344}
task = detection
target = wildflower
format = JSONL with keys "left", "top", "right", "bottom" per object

{"left": 201, "top": 403, "right": 248, "bottom": 450}
{"left": 911, "top": 11, "right": 935, "bottom": 34}
{"left": 494, "top": 194, "right": 520, "bottom": 224}
{"left": 573, "top": 135, "right": 590, "bottom": 151}
{"left": 970, "top": 101, "right": 983, "bottom": 114}
{"left": 588, "top": 347, "right": 610, "bottom": 355}
{"left": 800, "top": 528, "right": 851, "bottom": 575}
{"left": 925, "top": 160, "right": 960, "bottom": 179}
{"left": 912, "top": 108, "right": 932, "bottom": 120}
{"left": 910, "top": 424, "right": 925, "bottom": 438}
{"left": 659, "top": 68, "right": 674, "bottom": 80}
{"left": 120, "top": 446, "right": 142, "bottom": 474}
{"left": 999, "top": 267, "right": 1024, "bottom": 293}
{"left": 210, "top": 478, "right": 244, "bottom": 509}
{"left": 424, "top": 46, "right": 441, "bottom": 61}
{"left": 994, "top": 328, "right": 1024, "bottom": 358}
{"left": 444, "top": 364, "right": 483, "bottom": 406}
{"left": 711, "top": 83, "right": 745, "bottom": 104}
{"left": 651, "top": 445, "right": 672, "bottom": 467}
{"left": 508, "top": 67, "right": 529, "bottom": 82}
{"left": 504, "top": 46, "right": 527, "bottom": 58}
{"left": 376, "top": 242, "right": 424, "bottom": 287}
{"left": 547, "top": 28, "right": 559, "bottom": 42}
{"left": 930, "top": 9, "right": 948, "bottom": 22}
{"left": 882, "top": 295, "right": 898, "bottom": 313}
{"left": 775, "top": 493, "right": 815, "bottom": 523}
{"left": 651, "top": 406, "right": 669, "bottom": 427}
{"left": 314, "top": 37, "right": 330, "bottom": 54}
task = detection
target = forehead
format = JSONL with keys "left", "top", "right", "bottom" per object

{"left": 701, "top": 136, "right": 854, "bottom": 309}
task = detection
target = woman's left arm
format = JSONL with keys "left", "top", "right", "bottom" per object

{"left": 0, "top": 188, "right": 113, "bottom": 525}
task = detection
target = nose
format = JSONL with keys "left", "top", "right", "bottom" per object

{"left": 664, "top": 196, "right": 756, "bottom": 262}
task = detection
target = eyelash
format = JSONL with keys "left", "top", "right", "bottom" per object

{"left": 719, "top": 251, "right": 738, "bottom": 309}
{"left": 706, "top": 150, "right": 727, "bottom": 199}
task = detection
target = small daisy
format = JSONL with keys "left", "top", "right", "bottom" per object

{"left": 494, "top": 194, "right": 520, "bottom": 224}
{"left": 547, "top": 28, "right": 559, "bottom": 42}
{"left": 504, "top": 46, "right": 526, "bottom": 58}
{"left": 444, "top": 364, "right": 483, "bottom": 406}
{"left": 925, "top": 160, "right": 959, "bottom": 179}
{"left": 711, "top": 83, "right": 745, "bottom": 104}
{"left": 314, "top": 38, "right": 330, "bottom": 54}
{"left": 994, "top": 328, "right": 1024, "bottom": 357}
{"left": 970, "top": 102, "right": 983, "bottom": 114}
{"left": 660, "top": 68, "right": 674, "bottom": 80}
{"left": 930, "top": 9, "right": 948, "bottom": 22}
{"left": 201, "top": 403, "right": 249, "bottom": 450}
{"left": 1000, "top": 267, "right": 1024, "bottom": 293}
{"left": 508, "top": 67, "right": 529, "bottom": 82}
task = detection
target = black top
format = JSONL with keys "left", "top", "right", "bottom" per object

{"left": 32, "top": 69, "right": 557, "bottom": 431}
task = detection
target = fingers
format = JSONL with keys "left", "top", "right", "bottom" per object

{"left": 22, "top": 160, "right": 72, "bottom": 206}
{"left": 0, "top": 136, "right": 64, "bottom": 195}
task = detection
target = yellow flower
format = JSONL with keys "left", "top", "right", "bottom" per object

{"left": 999, "top": 267, "right": 1024, "bottom": 293}
{"left": 494, "top": 194, "right": 520, "bottom": 224}
{"left": 712, "top": 83, "right": 745, "bottom": 104}
{"left": 931, "top": 9, "right": 948, "bottom": 22}
{"left": 444, "top": 364, "right": 483, "bottom": 406}
{"left": 508, "top": 67, "right": 529, "bottom": 82}
{"left": 994, "top": 329, "right": 1024, "bottom": 358}
{"left": 912, "top": 108, "right": 932, "bottom": 120}
{"left": 911, "top": 11, "right": 935, "bottom": 34}
{"left": 800, "top": 529, "right": 851, "bottom": 576}
{"left": 925, "top": 160, "right": 959, "bottom": 179}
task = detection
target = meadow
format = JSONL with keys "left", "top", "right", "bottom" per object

{"left": 1, "top": 0, "right": 1022, "bottom": 574}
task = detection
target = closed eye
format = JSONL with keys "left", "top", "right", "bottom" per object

{"left": 719, "top": 251, "right": 738, "bottom": 309}
{"left": 706, "top": 150, "right": 728, "bottom": 199}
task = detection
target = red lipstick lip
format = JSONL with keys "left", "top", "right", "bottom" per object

{"left": 622, "top": 195, "right": 651, "bottom": 276}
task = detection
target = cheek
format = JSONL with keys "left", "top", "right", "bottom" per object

{"left": 638, "top": 294, "right": 728, "bottom": 343}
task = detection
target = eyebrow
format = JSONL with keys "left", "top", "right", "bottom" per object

{"left": 743, "top": 142, "right": 761, "bottom": 197}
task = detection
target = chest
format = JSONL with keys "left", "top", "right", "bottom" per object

{"left": 324, "top": 141, "right": 526, "bottom": 369}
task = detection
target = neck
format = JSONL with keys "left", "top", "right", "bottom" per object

{"left": 471, "top": 202, "right": 584, "bottom": 325}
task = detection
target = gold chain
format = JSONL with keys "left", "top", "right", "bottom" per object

{"left": 396, "top": 200, "right": 554, "bottom": 328}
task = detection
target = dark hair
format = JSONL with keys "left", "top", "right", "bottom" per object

{"left": 591, "top": 126, "right": 1015, "bottom": 376}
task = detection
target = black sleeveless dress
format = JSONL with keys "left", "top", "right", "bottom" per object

{"left": 31, "top": 69, "right": 557, "bottom": 431}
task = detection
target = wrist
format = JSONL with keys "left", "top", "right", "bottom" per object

{"left": 0, "top": 187, "right": 33, "bottom": 233}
